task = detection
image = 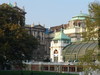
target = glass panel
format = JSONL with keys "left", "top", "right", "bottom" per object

{"left": 54, "top": 57, "right": 58, "bottom": 62}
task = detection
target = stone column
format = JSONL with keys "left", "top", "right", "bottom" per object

{"left": 39, "top": 62, "right": 42, "bottom": 71}
{"left": 48, "top": 65, "right": 50, "bottom": 71}
{"left": 67, "top": 66, "right": 70, "bottom": 72}
{"left": 75, "top": 66, "right": 77, "bottom": 72}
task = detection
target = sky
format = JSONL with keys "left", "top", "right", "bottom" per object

{"left": 0, "top": 0, "right": 96, "bottom": 28}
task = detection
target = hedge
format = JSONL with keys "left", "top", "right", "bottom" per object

{"left": 0, "top": 71, "right": 78, "bottom": 75}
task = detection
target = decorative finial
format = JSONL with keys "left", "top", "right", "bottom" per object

{"left": 14, "top": 2, "right": 17, "bottom": 7}
{"left": 31, "top": 23, "right": 34, "bottom": 27}
{"left": 60, "top": 28, "right": 63, "bottom": 33}
{"left": 54, "top": 29, "right": 56, "bottom": 33}
{"left": 38, "top": 22, "right": 40, "bottom": 25}
{"left": 23, "top": 6, "right": 25, "bottom": 11}
{"left": 62, "top": 24, "right": 64, "bottom": 29}
{"left": 80, "top": 11, "right": 82, "bottom": 14}
{"left": 43, "top": 24, "right": 45, "bottom": 27}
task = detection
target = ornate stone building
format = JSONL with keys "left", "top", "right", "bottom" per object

{"left": 50, "top": 12, "right": 88, "bottom": 42}
{"left": 25, "top": 24, "right": 50, "bottom": 61}
{"left": 49, "top": 12, "right": 99, "bottom": 63}
{"left": 24, "top": 12, "right": 98, "bottom": 63}
{"left": 50, "top": 29, "right": 71, "bottom": 62}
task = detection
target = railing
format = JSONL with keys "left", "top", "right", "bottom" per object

{"left": 25, "top": 62, "right": 82, "bottom": 73}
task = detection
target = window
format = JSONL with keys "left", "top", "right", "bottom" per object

{"left": 54, "top": 50, "right": 58, "bottom": 54}
{"left": 63, "top": 40, "right": 70, "bottom": 43}
{"left": 50, "top": 67, "right": 54, "bottom": 71}
{"left": 43, "top": 66, "right": 48, "bottom": 70}
{"left": 78, "top": 22, "right": 81, "bottom": 27}
{"left": 67, "top": 40, "right": 70, "bottom": 43}
{"left": 62, "top": 67, "right": 68, "bottom": 71}
{"left": 63, "top": 40, "right": 67, "bottom": 43}
{"left": 54, "top": 57, "right": 58, "bottom": 62}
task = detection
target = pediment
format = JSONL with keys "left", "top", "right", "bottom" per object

{"left": 33, "top": 25, "right": 45, "bottom": 29}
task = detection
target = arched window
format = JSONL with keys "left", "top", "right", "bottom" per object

{"left": 54, "top": 50, "right": 58, "bottom": 54}
{"left": 54, "top": 50, "right": 58, "bottom": 62}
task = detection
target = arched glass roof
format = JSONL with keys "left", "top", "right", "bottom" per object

{"left": 63, "top": 41, "right": 98, "bottom": 62}
{"left": 63, "top": 41, "right": 98, "bottom": 56}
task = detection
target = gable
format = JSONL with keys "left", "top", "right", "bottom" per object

{"left": 33, "top": 25, "right": 45, "bottom": 30}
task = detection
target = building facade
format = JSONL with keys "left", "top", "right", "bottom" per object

{"left": 25, "top": 12, "right": 98, "bottom": 63}
{"left": 50, "top": 12, "right": 88, "bottom": 42}
{"left": 50, "top": 29, "right": 71, "bottom": 62}
{"left": 49, "top": 12, "right": 99, "bottom": 63}
{"left": 25, "top": 24, "right": 50, "bottom": 61}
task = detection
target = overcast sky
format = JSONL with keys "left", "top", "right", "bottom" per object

{"left": 1, "top": 0, "right": 96, "bottom": 28}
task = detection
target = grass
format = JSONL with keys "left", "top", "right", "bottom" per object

{"left": 0, "top": 70, "right": 78, "bottom": 75}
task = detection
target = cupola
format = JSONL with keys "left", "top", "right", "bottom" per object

{"left": 71, "top": 12, "right": 88, "bottom": 21}
{"left": 53, "top": 28, "right": 71, "bottom": 43}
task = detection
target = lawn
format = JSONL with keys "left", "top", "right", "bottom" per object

{"left": 0, "top": 71, "right": 78, "bottom": 75}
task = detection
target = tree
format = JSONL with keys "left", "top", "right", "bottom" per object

{"left": 79, "top": 50, "right": 100, "bottom": 74}
{"left": 88, "top": 1, "right": 100, "bottom": 47}
{"left": 82, "top": 17, "right": 98, "bottom": 41}
{"left": 0, "top": 3, "right": 26, "bottom": 26}
{"left": 0, "top": 4, "right": 38, "bottom": 70}
{"left": 82, "top": 2, "right": 100, "bottom": 42}
{"left": 80, "top": 1, "right": 100, "bottom": 75}
{"left": 82, "top": 1, "right": 100, "bottom": 59}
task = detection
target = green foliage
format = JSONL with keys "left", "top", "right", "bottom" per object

{"left": 0, "top": 4, "right": 38, "bottom": 70}
{"left": 82, "top": 2, "right": 100, "bottom": 42}
{"left": 0, "top": 3, "right": 25, "bottom": 26}
{"left": 82, "top": 17, "right": 98, "bottom": 41}
{"left": 80, "top": 2, "right": 100, "bottom": 72}
{"left": 0, "top": 71, "right": 78, "bottom": 75}
{"left": 0, "top": 24, "right": 38, "bottom": 69}
{"left": 43, "top": 57, "right": 50, "bottom": 62}
{"left": 88, "top": 2, "right": 100, "bottom": 48}
{"left": 79, "top": 50, "right": 100, "bottom": 70}
{"left": 80, "top": 1, "right": 100, "bottom": 71}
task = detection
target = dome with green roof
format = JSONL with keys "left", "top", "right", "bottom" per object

{"left": 75, "top": 13, "right": 88, "bottom": 17}
{"left": 71, "top": 13, "right": 89, "bottom": 21}
{"left": 53, "top": 29, "right": 71, "bottom": 41}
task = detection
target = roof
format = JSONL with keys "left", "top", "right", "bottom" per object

{"left": 63, "top": 41, "right": 98, "bottom": 55}
{"left": 62, "top": 41, "right": 98, "bottom": 62}
{"left": 7, "top": 3, "right": 26, "bottom": 14}
{"left": 45, "top": 28, "right": 51, "bottom": 34}
{"left": 50, "top": 24, "right": 69, "bottom": 32}
{"left": 75, "top": 13, "right": 88, "bottom": 17}
{"left": 71, "top": 13, "right": 88, "bottom": 21}
{"left": 53, "top": 29, "right": 71, "bottom": 41}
